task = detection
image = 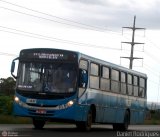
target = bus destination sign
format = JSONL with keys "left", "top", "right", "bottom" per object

{"left": 20, "top": 49, "right": 77, "bottom": 61}
{"left": 33, "top": 53, "right": 65, "bottom": 60}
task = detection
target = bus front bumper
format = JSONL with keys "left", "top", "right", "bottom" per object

{"left": 13, "top": 100, "right": 89, "bottom": 122}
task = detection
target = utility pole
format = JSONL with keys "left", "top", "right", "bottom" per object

{"left": 121, "top": 16, "right": 145, "bottom": 69}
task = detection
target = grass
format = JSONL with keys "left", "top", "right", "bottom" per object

{"left": 144, "top": 110, "right": 160, "bottom": 125}
{"left": 144, "top": 119, "right": 160, "bottom": 125}
{"left": 0, "top": 115, "right": 32, "bottom": 124}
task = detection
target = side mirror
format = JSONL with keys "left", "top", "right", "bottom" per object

{"left": 11, "top": 57, "right": 19, "bottom": 79}
{"left": 79, "top": 69, "right": 88, "bottom": 88}
{"left": 11, "top": 61, "right": 15, "bottom": 73}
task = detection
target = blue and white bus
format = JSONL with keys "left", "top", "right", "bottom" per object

{"left": 11, "top": 48, "right": 147, "bottom": 131}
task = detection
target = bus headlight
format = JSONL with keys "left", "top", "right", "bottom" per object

{"left": 14, "top": 96, "right": 19, "bottom": 103}
{"left": 67, "top": 100, "right": 74, "bottom": 107}
{"left": 58, "top": 100, "right": 74, "bottom": 110}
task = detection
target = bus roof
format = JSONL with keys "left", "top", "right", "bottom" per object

{"left": 20, "top": 48, "right": 147, "bottom": 78}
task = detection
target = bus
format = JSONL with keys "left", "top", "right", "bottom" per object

{"left": 11, "top": 48, "right": 147, "bottom": 131}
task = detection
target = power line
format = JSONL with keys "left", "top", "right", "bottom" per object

{"left": 0, "top": 0, "right": 103, "bottom": 30}
{"left": 2, "top": 0, "right": 157, "bottom": 43}
{"left": 1, "top": 26, "right": 157, "bottom": 77}
{"left": 2, "top": 31, "right": 159, "bottom": 83}
{"left": 0, "top": 25, "right": 121, "bottom": 51}
{"left": 0, "top": 0, "right": 121, "bottom": 35}
{"left": 1, "top": 29, "right": 159, "bottom": 77}
{"left": 3, "top": 26, "right": 159, "bottom": 76}
{"left": 0, "top": 0, "right": 101, "bottom": 29}
{"left": 0, "top": 6, "right": 86, "bottom": 30}
{"left": 1, "top": 1, "right": 160, "bottom": 77}
{"left": 2, "top": 23, "right": 157, "bottom": 74}
{"left": 2, "top": 27, "right": 160, "bottom": 101}
{"left": 143, "top": 64, "right": 159, "bottom": 77}
{"left": 145, "top": 50, "right": 160, "bottom": 63}
{"left": 146, "top": 36, "right": 160, "bottom": 51}
{"left": 121, "top": 47, "right": 160, "bottom": 77}
{"left": 0, "top": 52, "right": 17, "bottom": 57}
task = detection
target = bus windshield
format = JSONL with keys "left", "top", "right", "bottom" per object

{"left": 17, "top": 62, "right": 77, "bottom": 93}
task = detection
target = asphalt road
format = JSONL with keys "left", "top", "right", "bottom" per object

{"left": 0, "top": 124, "right": 160, "bottom": 137}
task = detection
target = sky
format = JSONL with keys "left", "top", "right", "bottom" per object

{"left": 0, "top": 0, "right": 160, "bottom": 103}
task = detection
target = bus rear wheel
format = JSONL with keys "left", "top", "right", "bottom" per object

{"left": 33, "top": 118, "right": 45, "bottom": 129}
{"left": 76, "top": 109, "right": 92, "bottom": 131}
{"left": 121, "top": 110, "right": 130, "bottom": 131}
{"left": 113, "top": 110, "right": 130, "bottom": 131}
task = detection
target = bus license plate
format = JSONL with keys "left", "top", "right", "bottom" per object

{"left": 36, "top": 109, "right": 46, "bottom": 114}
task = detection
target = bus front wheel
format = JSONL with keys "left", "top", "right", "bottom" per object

{"left": 76, "top": 109, "right": 92, "bottom": 131}
{"left": 33, "top": 118, "right": 45, "bottom": 129}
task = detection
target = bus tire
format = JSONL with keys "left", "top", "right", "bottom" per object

{"left": 112, "top": 123, "right": 119, "bottom": 131}
{"left": 121, "top": 110, "right": 130, "bottom": 131}
{"left": 33, "top": 118, "right": 45, "bottom": 129}
{"left": 113, "top": 110, "right": 130, "bottom": 131}
{"left": 76, "top": 108, "right": 92, "bottom": 131}
{"left": 85, "top": 108, "right": 93, "bottom": 131}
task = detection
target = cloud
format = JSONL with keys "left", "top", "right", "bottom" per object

{"left": 61, "top": 0, "right": 160, "bottom": 30}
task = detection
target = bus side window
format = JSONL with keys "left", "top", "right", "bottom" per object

{"left": 90, "top": 63, "right": 100, "bottom": 89}
{"left": 139, "top": 77, "right": 145, "bottom": 98}
{"left": 127, "top": 74, "right": 133, "bottom": 95}
{"left": 111, "top": 69, "right": 119, "bottom": 92}
{"left": 100, "top": 66, "right": 110, "bottom": 91}
{"left": 133, "top": 76, "right": 139, "bottom": 97}
{"left": 121, "top": 72, "right": 127, "bottom": 94}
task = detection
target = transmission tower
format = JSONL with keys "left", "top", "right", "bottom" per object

{"left": 121, "top": 16, "right": 145, "bottom": 69}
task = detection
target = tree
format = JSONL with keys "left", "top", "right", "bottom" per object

{"left": 0, "top": 77, "right": 16, "bottom": 95}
